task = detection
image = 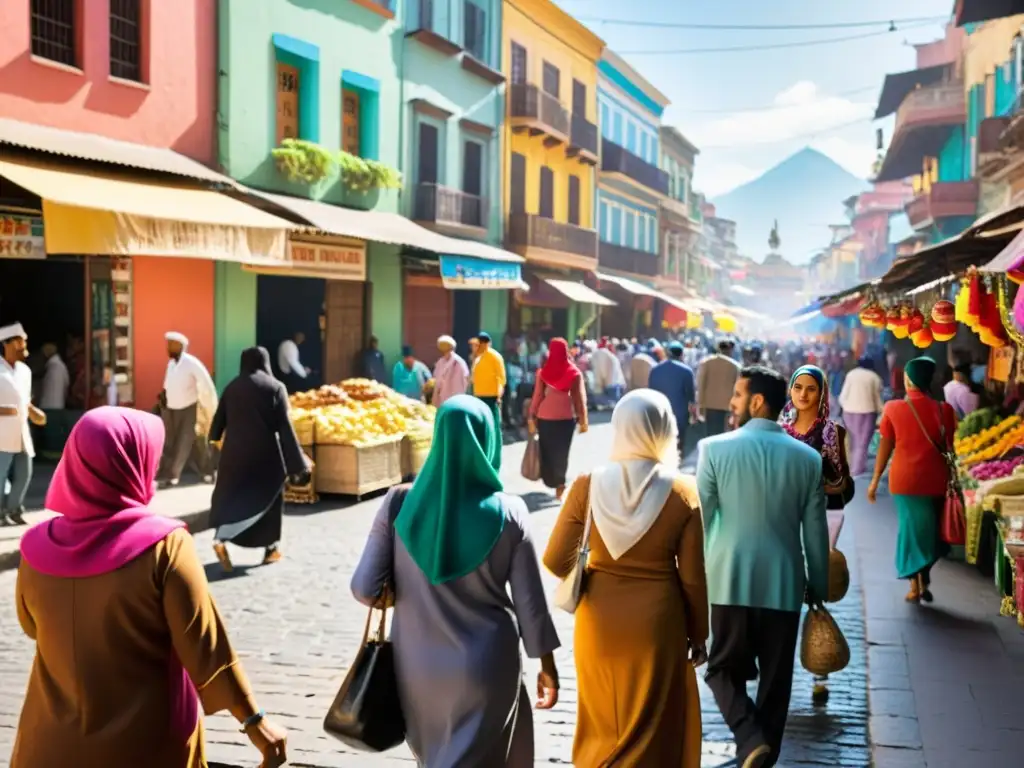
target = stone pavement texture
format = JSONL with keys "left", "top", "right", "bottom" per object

{"left": 0, "top": 421, "right": 873, "bottom": 767}
{"left": 851, "top": 483, "right": 1024, "bottom": 768}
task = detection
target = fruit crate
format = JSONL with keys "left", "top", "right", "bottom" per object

{"left": 315, "top": 438, "right": 402, "bottom": 498}
{"left": 293, "top": 416, "right": 315, "bottom": 447}
{"left": 401, "top": 436, "right": 431, "bottom": 479}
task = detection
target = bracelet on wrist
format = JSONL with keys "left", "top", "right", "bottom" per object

{"left": 239, "top": 708, "right": 266, "bottom": 732}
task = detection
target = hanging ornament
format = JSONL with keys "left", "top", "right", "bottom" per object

{"left": 859, "top": 302, "right": 886, "bottom": 328}
{"left": 978, "top": 274, "right": 1009, "bottom": 347}
{"left": 996, "top": 274, "right": 1024, "bottom": 347}
{"left": 966, "top": 269, "right": 982, "bottom": 330}
{"left": 891, "top": 305, "right": 912, "bottom": 339}
{"left": 911, "top": 324, "right": 934, "bottom": 349}
{"left": 930, "top": 299, "right": 957, "bottom": 341}
{"left": 955, "top": 278, "right": 970, "bottom": 323}
{"left": 907, "top": 308, "right": 925, "bottom": 335}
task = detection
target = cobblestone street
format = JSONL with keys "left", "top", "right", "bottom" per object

{"left": 0, "top": 423, "right": 870, "bottom": 767}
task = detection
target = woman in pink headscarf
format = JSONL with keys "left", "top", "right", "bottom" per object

{"left": 11, "top": 407, "right": 287, "bottom": 768}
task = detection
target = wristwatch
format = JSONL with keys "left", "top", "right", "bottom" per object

{"left": 239, "top": 708, "right": 266, "bottom": 732}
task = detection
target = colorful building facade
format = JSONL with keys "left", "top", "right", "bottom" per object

{"left": 217, "top": 0, "right": 405, "bottom": 386}
{"left": 502, "top": 0, "right": 605, "bottom": 340}
{"left": 402, "top": 0, "right": 508, "bottom": 353}
{"left": 0, "top": 0, "right": 223, "bottom": 410}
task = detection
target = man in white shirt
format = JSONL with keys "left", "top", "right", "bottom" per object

{"left": 590, "top": 342, "right": 626, "bottom": 409}
{"left": 838, "top": 355, "right": 885, "bottom": 477}
{"left": 277, "top": 331, "right": 311, "bottom": 393}
{"left": 158, "top": 331, "right": 218, "bottom": 488}
{"left": 0, "top": 323, "right": 46, "bottom": 525}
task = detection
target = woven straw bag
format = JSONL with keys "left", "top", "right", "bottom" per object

{"left": 826, "top": 549, "right": 850, "bottom": 603}
{"left": 799, "top": 603, "right": 851, "bottom": 676}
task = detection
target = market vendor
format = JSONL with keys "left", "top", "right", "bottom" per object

{"left": 944, "top": 363, "right": 981, "bottom": 418}
{"left": 392, "top": 346, "right": 432, "bottom": 401}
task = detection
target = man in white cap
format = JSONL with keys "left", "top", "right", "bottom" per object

{"left": 431, "top": 335, "right": 469, "bottom": 407}
{"left": 0, "top": 323, "right": 46, "bottom": 525}
{"left": 158, "top": 331, "right": 218, "bottom": 488}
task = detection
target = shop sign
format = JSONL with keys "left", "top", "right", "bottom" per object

{"left": 989, "top": 345, "right": 1015, "bottom": 384}
{"left": 440, "top": 255, "right": 521, "bottom": 290}
{"left": 0, "top": 214, "right": 44, "bottom": 259}
{"left": 287, "top": 241, "right": 366, "bottom": 281}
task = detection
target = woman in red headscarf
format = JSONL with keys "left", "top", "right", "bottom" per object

{"left": 528, "top": 338, "right": 589, "bottom": 499}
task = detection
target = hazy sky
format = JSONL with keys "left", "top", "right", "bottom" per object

{"left": 555, "top": 0, "right": 952, "bottom": 196}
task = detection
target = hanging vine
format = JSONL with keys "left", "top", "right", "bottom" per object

{"left": 271, "top": 139, "right": 402, "bottom": 192}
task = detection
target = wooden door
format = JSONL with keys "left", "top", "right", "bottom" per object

{"left": 276, "top": 62, "right": 299, "bottom": 145}
{"left": 539, "top": 166, "right": 554, "bottom": 219}
{"left": 324, "top": 280, "right": 365, "bottom": 383}
{"left": 510, "top": 152, "right": 526, "bottom": 214}
{"left": 418, "top": 122, "right": 439, "bottom": 185}
{"left": 403, "top": 278, "right": 452, "bottom": 368}
{"left": 342, "top": 89, "right": 360, "bottom": 156}
{"left": 572, "top": 79, "right": 586, "bottom": 117}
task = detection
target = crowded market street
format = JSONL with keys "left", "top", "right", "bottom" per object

{"left": 1, "top": 420, "right": 1019, "bottom": 767}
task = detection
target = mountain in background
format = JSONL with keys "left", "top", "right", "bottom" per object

{"left": 711, "top": 147, "right": 869, "bottom": 265}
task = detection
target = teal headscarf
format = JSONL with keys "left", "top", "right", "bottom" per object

{"left": 904, "top": 356, "right": 937, "bottom": 392}
{"left": 394, "top": 395, "right": 505, "bottom": 585}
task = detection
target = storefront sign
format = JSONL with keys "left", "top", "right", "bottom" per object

{"left": 286, "top": 241, "right": 367, "bottom": 281}
{"left": 440, "top": 255, "right": 521, "bottom": 290}
{"left": 989, "top": 345, "right": 1015, "bottom": 383}
{"left": 0, "top": 214, "right": 44, "bottom": 259}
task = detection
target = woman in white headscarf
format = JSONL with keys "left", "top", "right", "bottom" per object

{"left": 543, "top": 390, "right": 709, "bottom": 767}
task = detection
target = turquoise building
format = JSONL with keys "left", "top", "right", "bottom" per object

{"left": 401, "top": 0, "right": 509, "bottom": 354}
{"left": 216, "top": 0, "right": 406, "bottom": 388}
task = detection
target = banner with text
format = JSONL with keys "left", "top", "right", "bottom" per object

{"left": 440, "top": 255, "right": 521, "bottom": 290}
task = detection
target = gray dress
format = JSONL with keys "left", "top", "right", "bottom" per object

{"left": 351, "top": 490, "right": 560, "bottom": 767}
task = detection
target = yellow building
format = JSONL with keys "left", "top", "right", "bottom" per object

{"left": 502, "top": 0, "right": 608, "bottom": 338}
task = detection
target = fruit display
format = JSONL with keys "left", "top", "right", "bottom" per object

{"left": 288, "top": 379, "right": 435, "bottom": 449}
{"left": 954, "top": 415, "right": 1022, "bottom": 465}
{"left": 970, "top": 456, "right": 1024, "bottom": 482}
{"left": 956, "top": 407, "right": 1000, "bottom": 441}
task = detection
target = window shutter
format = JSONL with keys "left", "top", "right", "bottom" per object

{"left": 568, "top": 175, "right": 581, "bottom": 226}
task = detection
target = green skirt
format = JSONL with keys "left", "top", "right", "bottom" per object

{"left": 893, "top": 495, "right": 943, "bottom": 579}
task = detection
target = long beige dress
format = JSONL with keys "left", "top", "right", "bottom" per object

{"left": 543, "top": 474, "right": 709, "bottom": 767}
{"left": 11, "top": 528, "right": 257, "bottom": 768}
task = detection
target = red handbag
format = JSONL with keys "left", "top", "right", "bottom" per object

{"left": 905, "top": 398, "right": 966, "bottom": 546}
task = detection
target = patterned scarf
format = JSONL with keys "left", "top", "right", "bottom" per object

{"left": 780, "top": 364, "right": 844, "bottom": 481}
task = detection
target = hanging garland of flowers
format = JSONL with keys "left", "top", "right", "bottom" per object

{"left": 996, "top": 273, "right": 1024, "bottom": 347}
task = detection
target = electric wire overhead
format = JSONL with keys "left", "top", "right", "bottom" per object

{"left": 618, "top": 22, "right": 938, "bottom": 55}
{"left": 571, "top": 15, "right": 947, "bottom": 31}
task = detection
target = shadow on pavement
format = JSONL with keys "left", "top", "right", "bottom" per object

{"left": 203, "top": 561, "right": 256, "bottom": 583}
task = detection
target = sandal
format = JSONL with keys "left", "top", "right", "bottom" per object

{"left": 905, "top": 576, "right": 921, "bottom": 603}
{"left": 262, "top": 546, "right": 282, "bottom": 565}
{"left": 919, "top": 574, "right": 934, "bottom": 603}
{"left": 213, "top": 542, "right": 233, "bottom": 573}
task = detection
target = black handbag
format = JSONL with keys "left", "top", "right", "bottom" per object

{"left": 323, "top": 490, "right": 407, "bottom": 751}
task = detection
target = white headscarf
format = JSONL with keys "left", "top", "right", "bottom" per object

{"left": 589, "top": 389, "right": 680, "bottom": 560}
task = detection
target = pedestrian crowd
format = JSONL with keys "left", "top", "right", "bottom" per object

{"left": 0, "top": 317, "right": 986, "bottom": 768}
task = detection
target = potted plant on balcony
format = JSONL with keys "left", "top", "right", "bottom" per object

{"left": 272, "top": 139, "right": 403, "bottom": 193}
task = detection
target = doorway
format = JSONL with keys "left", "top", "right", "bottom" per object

{"left": 256, "top": 275, "right": 325, "bottom": 389}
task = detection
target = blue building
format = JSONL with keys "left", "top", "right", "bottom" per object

{"left": 594, "top": 50, "right": 670, "bottom": 335}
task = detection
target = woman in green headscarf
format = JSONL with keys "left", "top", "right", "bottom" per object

{"left": 351, "top": 395, "right": 561, "bottom": 767}
{"left": 867, "top": 356, "right": 958, "bottom": 603}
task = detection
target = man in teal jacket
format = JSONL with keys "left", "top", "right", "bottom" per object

{"left": 696, "top": 366, "right": 829, "bottom": 768}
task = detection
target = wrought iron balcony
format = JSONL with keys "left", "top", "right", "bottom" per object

{"left": 905, "top": 181, "right": 979, "bottom": 230}
{"left": 598, "top": 241, "right": 660, "bottom": 277}
{"left": 509, "top": 84, "right": 570, "bottom": 143}
{"left": 601, "top": 139, "right": 669, "bottom": 195}
{"left": 414, "top": 183, "right": 487, "bottom": 235}
{"left": 507, "top": 213, "right": 597, "bottom": 265}
{"left": 568, "top": 113, "right": 599, "bottom": 163}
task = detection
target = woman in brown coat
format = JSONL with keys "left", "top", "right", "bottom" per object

{"left": 543, "top": 389, "right": 709, "bottom": 767}
{"left": 12, "top": 407, "right": 287, "bottom": 768}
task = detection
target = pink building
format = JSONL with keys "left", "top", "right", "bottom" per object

{"left": 0, "top": 0, "right": 216, "bottom": 164}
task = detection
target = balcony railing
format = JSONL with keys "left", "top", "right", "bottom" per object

{"left": 905, "top": 181, "right": 979, "bottom": 229}
{"left": 414, "top": 183, "right": 486, "bottom": 230}
{"left": 507, "top": 213, "right": 597, "bottom": 259}
{"left": 598, "top": 241, "right": 659, "bottom": 277}
{"left": 509, "top": 83, "right": 570, "bottom": 140}
{"left": 569, "top": 113, "right": 599, "bottom": 160}
{"left": 601, "top": 139, "right": 670, "bottom": 195}
{"left": 406, "top": 0, "right": 462, "bottom": 56}
{"left": 894, "top": 83, "right": 966, "bottom": 136}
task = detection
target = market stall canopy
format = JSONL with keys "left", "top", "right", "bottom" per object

{"left": 954, "top": 0, "right": 1024, "bottom": 25}
{"left": 980, "top": 227, "right": 1024, "bottom": 273}
{"left": 543, "top": 278, "right": 616, "bottom": 306}
{"left": 595, "top": 272, "right": 693, "bottom": 312}
{"left": 0, "top": 117, "right": 236, "bottom": 186}
{"left": 883, "top": 230, "right": 1015, "bottom": 291}
{"left": 0, "top": 157, "right": 294, "bottom": 264}
{"left": 874, "top": 65, "right": 949, "bottom": 119}
{"left": 252, "top": 190, "right": 523, "bottom": 263}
